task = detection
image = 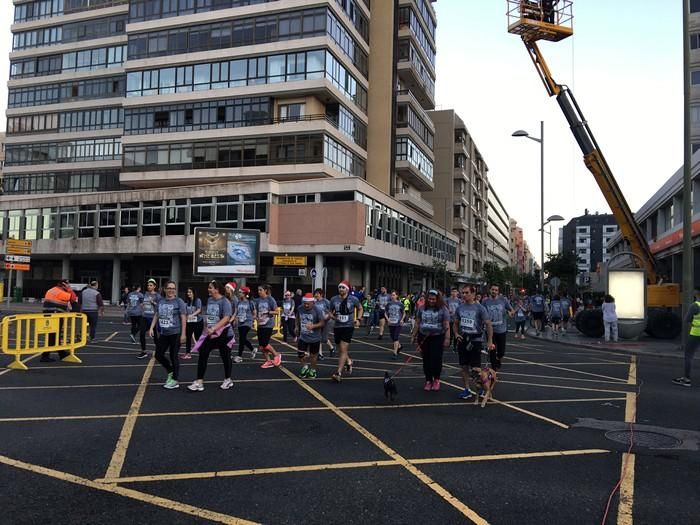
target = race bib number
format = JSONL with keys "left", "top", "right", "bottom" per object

{"left": 159, "top": 318, "right": 172, "bottom": 328}
{"left": 389, "top": 315, "right": 401, "bottom": 325}
{"left": 337, "top": 314, "right": 349, "bottom": 323}
{"left": 206, "top": 315, "right": 218, "bottom": 327}
{"left": 460, "top": 317, "right": 476, "bottom": 331}
{"left": 144, "top": 302, "right": 154, "bottom": 314}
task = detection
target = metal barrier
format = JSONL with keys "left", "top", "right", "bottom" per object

{"left": 1, "top": 313, "right": 88, "bottom": 370}
{"left": 252, "top": 308, "right": 283, "bottom": 339}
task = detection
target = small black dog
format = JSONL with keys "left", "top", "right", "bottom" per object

{"left": 384, "top": 371, "right": 398, "bottom": 402}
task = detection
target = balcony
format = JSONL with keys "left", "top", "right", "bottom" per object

{"left": 396, "top": 90, "right": 435, "bottom": 133}
{"left": 397, "top": 42, "right": 435, "bottom": 109}
{"left": 394, "top": 188, "right": 434, "bottom": 217}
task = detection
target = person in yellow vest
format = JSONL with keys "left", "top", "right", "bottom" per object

{"left": 673, "top": 286, "right": 700, "bottom": 388}
{"left": 41, "top": 278, "right": 73, "bottom": 362}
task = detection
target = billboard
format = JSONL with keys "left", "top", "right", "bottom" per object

{"left": 194, "top": 228, "right": 260, "bottom": 276}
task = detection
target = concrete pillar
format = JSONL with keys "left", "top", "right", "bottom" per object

{"left": 421, "top": 275, "right": 427, "bottom": 292}
{"left": 61, "top": 257, "right": 70, "bottom": 280}
{"left": 342, "top": 258, "right": 351, "bottom": 282}
{"left": 400, "top": 269, "right": 408, "bottom": 295}
{"left": 15, "top": 270, "right": 24, "bottom": 288}
{"left": 171, "top": 255, "right": 180, "bottom": 285}
{"left": 363, "top": 260, "right": 371, "bottom": 291}
{"left": 112, "top": 257, "right": 121, "bottom": 306}
{"left": 314, "top": 254, "right": 324, "bottom": 290}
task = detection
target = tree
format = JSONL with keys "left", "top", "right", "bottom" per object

{"left": 543, "top": 252, "right": 581, "bottom": 292}
{"left": 482, "top": 262, "right": 504, "bottom": 288}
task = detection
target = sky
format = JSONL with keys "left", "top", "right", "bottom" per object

{"left": 0, "top": 1, "right": 683, "bottom": 266}
{"left": 434, "top": 0, "right": 683, "bottom": 264}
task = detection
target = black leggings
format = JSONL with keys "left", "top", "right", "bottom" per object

{"left": 185, "top": 321, "right": 203, "bottom": 353}
{"left": 419, "top": 334, "right": 444, "bottom": 382}
{"left": 197, "top": 334, "right": 232, "bottom": 380}
{"left": 282, "top": 318, "right": 296, "bottom": 342}
{"left": 130, "top": 315, "right": 142, "bottom": 336}
{"left": 139, "top": 317, "right": 158, "bottom": 351}
{"left": 490, "top": 332, "right": 507, "bottom": 370}
{"left": 155, "top": 333, "right": 180, "bottom": 380}
{"left": 515, "top": 320, "right": 526, "bottom": 335}
{"left": 238, "top": 325, "right": 254, "bottom": 357}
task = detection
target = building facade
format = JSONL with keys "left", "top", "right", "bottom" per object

{"left": 560, "top": 210, "right": 618, "bottom": 276}
{"left": 424, "top": 109, "right": 488, "bottom": 279}
{"left": 486, "top": 184, "right": 510, "bottom": 268}
{"left": 1, "top": 0, "right": 457, "bottom": 301}
{"left": 608, "top": 151, "right": 700, "bottom": 285}
{"left": 689, "top": 0, "right": 700, "bottom": 152}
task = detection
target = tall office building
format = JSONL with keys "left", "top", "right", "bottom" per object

{"left": 486, "top": 185, "right": 510, "bottom": 269}
{"left": 1, "top": 0, "right": 456, "bottom": 301}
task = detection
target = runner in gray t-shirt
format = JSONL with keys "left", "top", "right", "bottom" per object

{"left": 376, "top": 287, "right": 391, "bottom": 340}
{"left": 482, "top": 284, "right": 513, "bottom": 370}
{"left": 296, "top": 294, "right": 326, "bottom": 379}
{"left": 149, "top": 281, "right": 187, "bottom": 390}
{"left": 329, "top": 281, "right": 363, "bottom": 382}
{"left": 445, "top": 288, "right": 462, "bottom": 352}
{"left": 314, "top": 288, "right": 333, "bottom": 359}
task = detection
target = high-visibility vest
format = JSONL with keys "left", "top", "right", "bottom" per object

{"left": 690, "top": 301, "right": 700, "bottom": 336}
{"left": 44, "top": 286, "right": 71, "bottom": 307}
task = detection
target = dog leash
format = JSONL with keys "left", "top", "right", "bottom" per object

{"left": 390, "top": 342, "right": 422, "bottom": 379}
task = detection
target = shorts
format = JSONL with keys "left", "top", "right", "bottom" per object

{"left": 389, "top": 325, "right": 402, "bottom": 342}
{"left": 334, "top": 326, "right": 354, "bottom": 344}
{"left": 297, "top": 339, "right": 320, "bottom": 357}
{"left": 457, "top": 336, "right": 483, "bottom": 368}
{"left": 378, "top": 310, "right": 386, "bottom": 321}
{"left": 562, "top": 315, "right": 570, "bottom": 322}
{"left": 257, "top": 326, "right": 273, "bottom": 347}
{"left": 532, "top": 311, "right": 544, "bottom": 321}
{"left": 551, "top": 317, "right": 561, "bottom": 324}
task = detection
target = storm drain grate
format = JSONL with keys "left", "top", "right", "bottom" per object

{"left": 605, "top": 430, "right": 682, "bottom": 449}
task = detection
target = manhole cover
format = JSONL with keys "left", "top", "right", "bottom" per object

{"left": 605, "top": 430, "right": 682, "bottom": 449}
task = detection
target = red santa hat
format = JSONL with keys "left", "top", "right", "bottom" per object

{"left": 302, "top": 293, "right": 315, "bottom": 302}
{"left": 338, "top": 280, "right": 351, "bottom": 290}
{"left": 225, "top": 282, "right": 237, "bottom": 291}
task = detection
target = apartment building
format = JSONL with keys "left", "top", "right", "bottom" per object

{"left": 690, "top": 0, "right": 700, "bottom": 152}
{"left": 0, "top": 0, "right": 457, "bottom": 301}
{"left": 560, "top": 210, "right": 618, "bottom": 274}
{"left": 424, "top": 109, "right": 488, "bottom": 279}
{"left": 486, "top": 184, "right": 510, "bottom": 269}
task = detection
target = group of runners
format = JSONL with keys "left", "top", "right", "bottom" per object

{"left": 118, "top": 278, "right": 525, "bottom": 400}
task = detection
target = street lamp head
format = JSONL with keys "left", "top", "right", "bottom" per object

{"left": 547, "top": 214, "right": 565, "bottom": 222}
{"left": 511, "top": 130, "right": 530, "bottom": 137}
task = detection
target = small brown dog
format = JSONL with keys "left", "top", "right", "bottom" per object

{"left": 469, "top": 366, "right": 498, "bottom": 408}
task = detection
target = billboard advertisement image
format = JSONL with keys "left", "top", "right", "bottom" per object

{"left": 194, "top": 228, "right": 260, "bottom": 276}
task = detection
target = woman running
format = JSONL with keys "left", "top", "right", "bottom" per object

{"left": 187, "top": 280, "right": 234, "bottom": 392}
{"left": 149, "top": 281, "right": 187, "bottom": 389}
{"left": 254, "top": 284, "right": 282, "bottom": 368}
{"left": 232, "top": 286, "right": 256, "bottom": 363}
{"left": 385, "top": 290, "right": 406, "bottom": 359}
{"left": 138, "top": 278, "right": 160, "bottom": 359}
{"left": 412, "top": 290, "right": 450, "bottom": 391}
{"left": 281, "top": 290, "right": 297, "bottom": 343}
{"left": 183, "top": 287, "right": 203, "bottom": 360}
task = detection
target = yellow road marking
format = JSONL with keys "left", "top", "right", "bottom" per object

{"left": 0, "top": 454, "right": 258, "bottom": 525}
{"left": 0, "top": 396, "right": 628, "bottom": 424}
{"left": 0, "top": 354, "right": 40, "bottom": 376}
{"left": 98, "top": 448, "right": 610, "bottom": 484}
{"left": 277, "top": 363, "right": 489, "bottom": 524}
{"left": 440, "top": 379, "right": 570, "bottom": 429}
{"left": 505, "top": 355, "right": 628, "bottom": 382}
{"left": 618, "top": 356, "right": 637, "bottom": 525}
{"left": 105, "top": 331, "right": 118, "bottom": 342}
{"left": 103, "top": 357, "right": 154, "bottom": 481}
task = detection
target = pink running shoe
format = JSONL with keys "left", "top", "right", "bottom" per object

{"left": 261, "top": 360, "right": 275, "bottom": 369}
{"left": 431, "top": 379, "right": 441, "bottom": 391}
{"left": 273, "top": 354, "right": 282, "bottom": 367}
{"left": 424, "top": 381, "right": 432, "bottom": 391}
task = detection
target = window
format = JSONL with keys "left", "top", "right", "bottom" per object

{"left": 279, "top": 103, "right": 305, "bottom": 121}
{"left": 216, "top": 197, "right": 239, "bottom": 227}
{"left": 692, "top": 0, "right": 700, "bottom": 13}
{"left": 692, "top": 105, "right": 700, "bottom": 124}
{"left": 9, "top": 76, "right": 125, "bottom": 109}
{"left": 154, "top": 111, "right": 170, "bottom": 128}
{"left": 692, "top": 70, "right": 700, "bottom": 85}
{"left": 692, "top": 33, "right": 700, "bottom": 50}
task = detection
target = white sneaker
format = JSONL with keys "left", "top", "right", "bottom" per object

{"left": 251, "top": 348, "right": 258, "bottom": 359}
{"left": 233, "top": 355, "right": 243, "bottom": 363}
{"left": 187, "top": 381, "right": 204, "bottom": 392}
{"left": 220, "top": 378, "right": 234, "bottom": 390}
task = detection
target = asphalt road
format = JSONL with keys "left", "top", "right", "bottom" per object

{"left": 0, "top": 320, "right": 698, "bottom": 525}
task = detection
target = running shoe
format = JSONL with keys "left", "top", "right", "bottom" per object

{"left": 392, "top": 352, "right": 398, "bottom": 360}
{"left": 307, "top": 368, "right": 317, "bottom": 379}
{"left": 182, "top": 353, "right": 192, "bottom": 360}
{"left": 318, "top": 352, "right": 325, "bottom": 361}
{"left": 377, "top": 334, "right": 383, "bottom": 340}
{"left": 187, "top": 381, "right": 204, "bottom": 392}
{"left": 329, "top": 346, "right": 336, "bottom": 357}
{"left": 423, "top": 381, "right": 433, "bottom": 391}
{"left": 672, "top": 377, "right": 691, "bottom": 387}
{"left": 344, "top": 359, "right": 353, "bottom": 375}
{"left": 251, "top": 348, "right": 258, "bottom": 359}
{"left": 398, "top": 345, "right": 403, "bottom": 353}
{"left": 164, "top": 378, "right": 179, "bottom": 390}
{"left": 273, "top": 354, "right": 282, "bottom": 367}
{"left": 431, "top": 379, "right": 441, "bottom": 391}
{"left": 137, "top": 351, "right": 148, "bottom": 359}
{"left": 299, "top": 365, "right": 309, "bottom": 378}
{"left": 233, "top": 356, "right": 243, "bottom": 363}
{"left": 129, "top": 334, "right": 136, "bottom": 344}
{"left": 331, "top": 372, "right": 342, "bottom": 383}
{"left": 458, "top": 388, "right": 475, "bottom": 400}
{"left": 220, "top": 378, "right": 234, "bottom": 390}
{"left": 261, "top": 360, "right": 275, "bottom": 369}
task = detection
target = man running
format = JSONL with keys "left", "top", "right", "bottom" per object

{"left": 549, "top": 294, "right": 564, "bottom": 338}
{"left": 445, "top": 287, "right": 462, "bottom": 352}
{"left": 329, "top": 280, "right": 363, "bottom": 382}
{"left": 560, "top": 292, "right": 572, "bottom": 335}
{"left": 127, "top": 284, "right": 143, "bottom": 346}
{"left": 454, "top": 285, "right": 493, "bottom": 400}
{"left": 297, "top": 293, "right": 326, "bottom": 379}
{"left": 482, "top": 284, "right": 514, "bottom": 370}
{"left": 385, "top": 290, "right": 406, "bottom": 359}
{"left": 529, "top": 289, "right": 546, "bottom": 336}
{"left": 376, "top": 286, "right": 390, "bottom": 340}
{"left": 314, "top": 288, "right": 333, "bottom": 358}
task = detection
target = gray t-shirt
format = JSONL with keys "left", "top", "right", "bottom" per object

{"left": 416, "top": 306, "right": 450, "bottom": 336}
{"left": 315, "top": 298, "right": 331, "bottom": 318}
{"left": 483, "top": 296, "right": 512, "bottom": 334}
{"left": 81, "top": 287, "right": 102, "bottom": 312}
{"left": 330, "top": 294, "right": 361, "bottom": 327}
{"left": 157, "top": 297, "right": 187, "bottom": 336}
{"left": 445, "top": 297, "right": 462, "bottom": 320}
{"left": 386, "top": 301, "right": 405, "bottom": 326}
{"left": 126, "top": 292, "right": 143, "bottom": 316}
{"left": 455, "top": 302, "right": 489, "bottom": 341}
{"left": 254, "top": 296, "right": 277, "bottom": 328}
{"left": 206, "top": 296, "right": 233, "bottom": 337}
{"left": 282, "top": 299, "right": 296, "bottom": 319}
{"left": 142, "top": 291, "right": 160, "bottom": 318}
{"left": 550, "top": 300, "right": 563, "bottom": 319}
{"left": 376, "top": 293, "right": 390, "bottom": 311}
{"left": 530, "top": 294, "right": 545, "bottom": 313}
{"left": 235, "top": 300, "right": 255, "bottom": 328}
{"left": 186, "top": 298, "right": 202, "bottom": 323}
{"left": 560, "top": 298, "right": 571, "bottom": 317}
{"left": 297, "top": 305, "right": 325, "bottom": 343}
